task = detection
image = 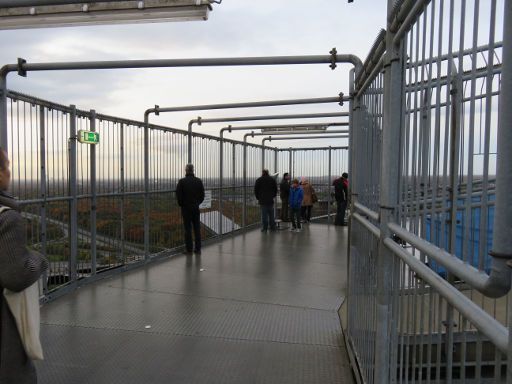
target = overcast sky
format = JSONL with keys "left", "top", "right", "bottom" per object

{"left": 0, "top": 0, "right": 388, "bottom": 147}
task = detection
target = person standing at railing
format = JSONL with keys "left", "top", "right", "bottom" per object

{"left": 279, "top": 173, "right": 291, "bottom": 222}
{"left": 254, "top": 169, "right": 278, "bottom": 232}
{"left": 0, "top": 147, "right": 48, "bottom": 384}
{"left": 333, "top": 172, "right": 349, "bottom": 226}
{"left": 300, "top": 178, "right": 315, "bottom": 223}
{"left": 289, "top": 178, "right": 304, "bottom": 232}
{"left": 176, "top": 164, "right": 205, "bottom": 255}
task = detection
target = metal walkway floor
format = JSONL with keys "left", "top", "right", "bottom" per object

{"left": 36, "top": 224, "right": 353, "bottom": 384}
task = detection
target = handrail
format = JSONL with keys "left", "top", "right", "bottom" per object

{"left": 388, "top": 222, "right": 511, "bottom": 298}
{"left": 353, "top": 202, "right": 379, "bottom": 222}
{"left": 384, "top": 238, "right": 508, "bottom": 355}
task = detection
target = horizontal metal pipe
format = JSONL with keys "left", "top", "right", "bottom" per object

{"left": 353, "top": 202, "right": 379, "bottom": 221}
{"left": 0, "top": 0, "right": 159, "bottom": 6}
{"left": 353, "top": 212, "right": 381, "bottom": 238}
{"left": 193, "top": 111, "right": 349, "bottom": 125}
{"left": 388, "top": 222, "right": 511, "bottom": 298}
{"left": 1, "top": 54, "right": 363, "bottom": 77}
{"left": 393, "top": 0, "right": 431, "bottom": 46}
{"left": 384, "top": 238, "right": 508, "bottom": 355}
{"left": 149, "top": 96, "right": 348, "bottom": 115}
{"left": 281, "top": 146, "right": 347, "bottom": 151}
{"left": 244, "top": 129, "right": 349, "bottom": 140}
{"left": 262, "top": 135, "right": 348, "bottom": 144}
{"left": 355, "top": 29, "right": 386, "bottom": 87}
{"left": 220, "top": 122, "right": 347, "bottom": 134}
{"left": 388, "top": 0, "right": 416, "bottom": 32}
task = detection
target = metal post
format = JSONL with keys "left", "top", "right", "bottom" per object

{"left": 219, "top": 132, "right": 223, "bottom": 236}
{"left": 274, "top": 148, "right": 278, "bottom": 175}
{"left": 144, "top": 113, "right": 150, "bottom": 259}
{"left": 374, "top": 2, "right": 405, "bottom": 381}
{"left": 261, "top": 141, "right": 265, "bottom": 170}
{"left": 328, "top": 146, "right": 332, "bottom": 222}
{"left": 120, "top": 123, "right": 125, "bottom": 264}
{"left": 89, "top": 110, "right": 97, "bottom": 275}
{"left": 0, "top": 75, "right": 7, "bottom": 149}
{"left": 39, "top": 105, "right": 48, "bottom": 293}
{"left": 289, "top": 148, "right": 293, "bottom": 178}
{"left": 68, "top": 105, "right": 78, "bottom": 283}
{"left": 242, "top": 138, "right": 247, "bottom": 227}
{"left": 499, "top": 3, "right": 512, "bottom": 380}
{"left": 187, "top": 120, "right": 193, "bottom": 164}
{"left": 232, "top": 142, "right": 236, "bottom": 232}
{"left": 493, "top": 0, "right": 512, "bottom": 274}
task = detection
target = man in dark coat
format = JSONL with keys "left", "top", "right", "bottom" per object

{"left": 176, "top": 164, "right": 205, "bottom": 254}
{"left": 333, "top": 172, "right": 349, "bottom": 226}
{"left": 279, "top": 173, "right": 290, "bottom": 222}
{"left": 0, "top": 147, "right": 48, "bottom": 384}
{"left": 254, "top": 169, "right": 278, "bottom": 232}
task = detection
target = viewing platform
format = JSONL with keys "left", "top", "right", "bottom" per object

{"left": 37, "top": 224, "right": 353, "bottom": 384}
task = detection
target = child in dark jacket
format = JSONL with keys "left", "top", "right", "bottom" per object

{"left": 289, "top": 178, "right": 304, "bottom": 231}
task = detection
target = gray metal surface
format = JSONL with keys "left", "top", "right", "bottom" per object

{"left": 36, "top": 225, "right": 353, "bottom": 384}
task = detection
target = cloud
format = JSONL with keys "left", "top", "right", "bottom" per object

{"left": 0, "top": 0, "right": 388, "bottom": 141}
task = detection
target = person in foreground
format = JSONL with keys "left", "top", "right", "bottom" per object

{"left": 176, "top": 164, "right": 205, "bottom": 254}
{"left": 254, "top": 169, "right": 277, "bottom": 232}
{"left": 0, "top": 147, "right": 48, "bottom": 384}
{"left": 289, "top": 178, "right": 304, "bottom": 232}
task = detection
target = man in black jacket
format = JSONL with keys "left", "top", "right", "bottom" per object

{"left": 176, "top": 164, "right": 205, "bottom": 254}
{"left": 254, "top": 169, "right": 278, "bottom": 232}
{"left": 279, "top": 173, "right": 290, "bottom": 222}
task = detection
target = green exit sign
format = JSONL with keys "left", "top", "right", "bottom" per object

{"left": 78, "top": 130, "right": 100, "bottom": 145}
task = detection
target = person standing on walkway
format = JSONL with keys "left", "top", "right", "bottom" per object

{"left": 254, "top": 169, "right": 278, "bottom": 232}
{"left": 300, "top": 178, "right": 315, "bottom": 223}
{"left": 333, "top": 172, "right": 349, "bottom": 226}
{"left": 0, "top": 147, "right": 48, "bottom": 384}
{"left": 176, "top": 164, "right": 205, "bottom": 254}
{"left": 279, "top": 172, "right": 290, "bottom": 222}
{"left": 289, "top": 178, "right": 304, "bottom": 232}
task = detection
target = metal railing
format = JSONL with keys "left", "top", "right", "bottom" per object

{"left": 347, "top": 0, "right": 511, "bottom": 383}
{"left": 3, "top": 89, "right": 348, "bottom": 299}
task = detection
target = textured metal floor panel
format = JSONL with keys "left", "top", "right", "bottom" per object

{"left": 37, "top": 325, "right": 353, "bottom": 384}
{"left": 37, "top": 224, "right": 353, "bottom": 383}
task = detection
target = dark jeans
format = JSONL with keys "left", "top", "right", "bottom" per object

{"left": 181, "top": 206, "right": 201, "bottom": 251}
{"left": 301, "top": 205, "right": 312, "bottom": 222}
{"left": 335, "top": 200, "right": 347, "bottom": 225}
{"left": 280, "top": 197, "right": 289, "bottom": 221}
{"left": 291, "top": 207, "right": 301, "bottom": 229}
{"left": 260, "top": 204, "right": 276, "bottom": 231}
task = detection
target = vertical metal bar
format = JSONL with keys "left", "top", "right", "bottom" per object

{"left": 328, "top": 146, "right": 332, "bottom": 223}
{"left": 500, "top": 1, "right": 512, "bottom": 379}
{"left": 0, "top": 75, "right": 7, "bottom": 149}
{"left": 261, "top": 141, "right": 265, "bottom": 170}
{"left": 290, "top": 149, "right": 294, "bottom": 179}
{"left": 274, "top": 147, "right": 278, "bottom": 174}
{"left": 39, "top": 105, "right": 48, "bottom": 293}
{"left": 144, "top": 117, "right": 149, "bottom": 259}
{"left": 232, "top": 142, "right": 236, "bottom": 232}
{"left": 242, "top": 139, "right": 247, "bottom": 227}
{"left": 89, "top": 110, "right": 97, "bottom": 275}
{"left": 374, "top": 1, "right": 405, "bottom": 381}
{"left": 120, "top": 123, "right": 125, "bottom": 264}
{"left": 68, "top": 105, "right": 78, "bottom": 283}
{"left": 219, "top": 135, "right": 224, "bottom": 236}
{"left": 478, "top": 0, "right": 497, "bottom": 271}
